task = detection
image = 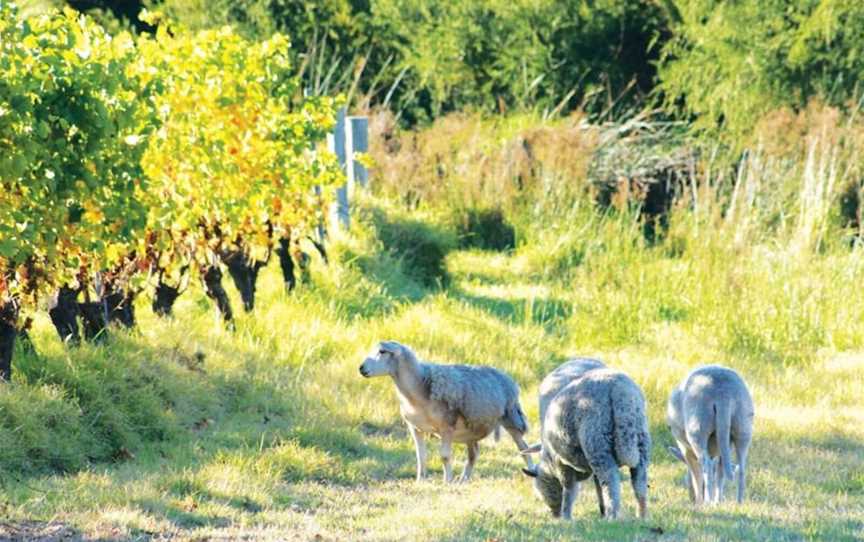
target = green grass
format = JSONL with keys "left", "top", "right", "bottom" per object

{"left": 1, "top": 204, "right": 863, "bottom": 541}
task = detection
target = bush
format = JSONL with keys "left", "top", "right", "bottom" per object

{"left": 456, "top": 208, "right": 516, "bottom": 251}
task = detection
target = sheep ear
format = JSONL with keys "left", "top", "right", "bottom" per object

{"left": 521, "top": 443, "right": 542, "bottom": 455}
{"left": 667, "top": 446, "right": 686, "bottom": 463}
{"left": 522, "top": 467, "right": 538, "bottom": 478}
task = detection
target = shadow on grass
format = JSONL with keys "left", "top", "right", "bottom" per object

{"left": 452, "top": 290, "right": 572, "bottom": 332}
{"left": 434, "top": 505, "right": 853, "bottom": 542}
{"left": 135, "top": 498, "right": 231, "bottom": 529}
{"left": 434, "top": 512, "right": 665, "bottom": 542}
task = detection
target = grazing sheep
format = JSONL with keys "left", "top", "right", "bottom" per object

{"left": 537, "top": 358, "right": 606, "bottom": 433}
{"left": 524, "top": 358, "right": 606, "bottom": 508}
{"left": 522, "top": 368, "right": 651, "bottom": 519}
{"left": 666, "top": 364, "right": 754, "bottom": 505}
{"left": 359, "top": 341, "right": 534, "bottom": 483}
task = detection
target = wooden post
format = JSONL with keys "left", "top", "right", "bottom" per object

{"left": 346, "top": 116, "right": 369, "bottom": 191}
{"left": 328, "top": 107, "right": 349, "bottom": 231}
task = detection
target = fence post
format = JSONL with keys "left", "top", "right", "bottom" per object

{"left": 346, "top": 116, "right": 369, "bottom": 191}
{"left": 328, "top": 107, "right": 348, "bottom": 231}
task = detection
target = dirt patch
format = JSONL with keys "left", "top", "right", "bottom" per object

{"left": 0, "top": 521, "right": 80, "bottom": 541}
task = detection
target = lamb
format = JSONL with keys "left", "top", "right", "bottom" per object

{"left": 666, "top": 364, "right": 754, "bottom": 505}
{"left": 359, "top": 340, "right": 534, "bottom": 483}
{"left": 522, "top": 368, "right": 651, "bottom": 520}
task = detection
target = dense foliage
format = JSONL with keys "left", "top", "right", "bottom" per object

{"left": 155, "top": 0, "right": 670, "bottom": 123}
{"left": 0, "top": 3, "right": 343, "bottom": 378}
{"left": 0, "top": 5, "right": 146, "bottom": 301}
{"left": 659, "top": 0, "right": 864, "bottom": 144}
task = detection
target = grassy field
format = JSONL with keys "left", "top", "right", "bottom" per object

{"left": 1, "top": 197, "right": 863, "bottom": 541}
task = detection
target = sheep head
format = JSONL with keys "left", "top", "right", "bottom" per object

{"left": 521, "top": 463, "right": 563, "bottom": 517}
{"left": 359, "top": 340, "right": 412, "bottom": 378}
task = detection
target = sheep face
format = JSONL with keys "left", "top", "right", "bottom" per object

{"left": 523, "top": 464, "right": 563, "bottom": 516}
{"left": 359, "top": 341, "right": 404, "bottom": 378}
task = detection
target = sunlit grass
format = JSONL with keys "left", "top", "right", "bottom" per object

{"left": 2, "top": 201, "right": 863, "bottom": 541}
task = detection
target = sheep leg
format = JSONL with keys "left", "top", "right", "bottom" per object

{"left": 504, "top": 426, "right": 535, "bottom": 469}
{"left": 409, "top": 425, "right": 427, "bottom": 481}
{"left": 699, "top": 455, "right": 719, "bottom": 505}
{"left": 596, "top": 468, "right": 621, "bottom": 519}
{"left": 684, "top": 448, "right": 703, "bottom": 505}
{"left": 735, "top": 435, "right": 751, "bottom": 504}
{"left": 684, "top": 470, "right": 695, "bottom": 503}
{"left": 440, "top": 432, "right": 454, "bottom": 483}
{"left": 458, "top": 441, "right": 479, "bottom": 483}
{"left": 630, "top": 465, "right": 649, "bottom": 519}
{"left": 715, "top": 456, "right": 725, "bottom": 503}
{"left": 560, "top": 467, "right": 581, "bottom": 520}
{"left": 592, "top": 474, "right": 606, "bottom": 517}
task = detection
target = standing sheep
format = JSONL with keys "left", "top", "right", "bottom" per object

{"left": 666, "top": 364, "right": 754, "bottom": 505}
{"left": 522, "top": 368, "right": 651, "bottom": 519}
{"left": 359, "top": 341, "right": 534, "bottom": 483}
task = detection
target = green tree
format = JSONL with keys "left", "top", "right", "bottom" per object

{"left": 658, "top": 0, "right": 864, "bottom": 145}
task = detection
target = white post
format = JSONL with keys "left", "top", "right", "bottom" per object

{"left": 346, "top": 116, "right": 369, "bottom": 191}
{"left": 328, "top": 107, "right": 348, "bottom": 231}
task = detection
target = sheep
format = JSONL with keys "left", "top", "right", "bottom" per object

{"left": 666, "top": 364, "right": 754, "bottom": 505}
{"left": 522, "top": 368, "right": 651, "bottom": 520}
{"left": 359, "top": 340, "right": 534, "bottom": 483}
{"left": 523, "top": 358, "right": 606, "bottom": 506}
{"left": 537, "top": 358, "right": 606, "bottom": 433}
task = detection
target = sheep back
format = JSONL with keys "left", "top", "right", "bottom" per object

{"left": 538, "top": 358, "right": 605, "bottom": 427}
{"left": 544, "top": 369, "right": 648, "bottom": 471}
{"left": 426, "top": 363, "right": 518, "bottom": 428}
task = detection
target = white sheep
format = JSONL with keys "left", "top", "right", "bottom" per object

{"left": 359, "top": 341, "right": 534, "bottom": 483}
{"left": 666, "top": 364, "right": 754, "bottom": 505}
{"left": 522, "top": 368, "right": 651, "bottom": 519}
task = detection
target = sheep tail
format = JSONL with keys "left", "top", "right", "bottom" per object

{"left": 505, "top": 402, "right": 529, "bottom": 435}
{"left": 715, "top": 401, "right": 736, "bottom": 480}
{"left": 611, "top": 383, "right": 641, "bottom": 467}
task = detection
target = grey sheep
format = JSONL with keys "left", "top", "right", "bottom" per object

{"left": 666, "top": 364, "right": 755, "bottom": 505}
{"left": 522, "top": 368, "right": 651, "bottom": 519}
{"left": 524, "top": 358, "right": 606, "bottom": 513}
{"left": 537, "top": 358, "right": 606, "bottom": 433}
{"left": 359, "top": 341, "right": 534, "bottom": 483}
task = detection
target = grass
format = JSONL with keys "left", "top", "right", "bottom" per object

{"left": 1, "top": 198, "right": 863, "bottom": 541}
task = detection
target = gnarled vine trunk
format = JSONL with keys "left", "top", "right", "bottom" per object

{"left": 152, "top": 268, "right": 187, "bottom": 317}
{"left": 79, "top": 300, "right": 108, "bottom": 343}
{"left": 202, "top": 265, "right": 234, "bottom": 326}
{"left": 104, "top": 289, "right": 136, "bottom": 328}
{"left": 49, "top": 286, "right": 81, "bottom": 345}
{"left": 223, "top": 250, "right": 265, "bottom": 312}
{"left": 0, "top": 301, "right": 19, "bottom": 381}
{"left": 275, "top": 237, "right": 297, "bottom": 291}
